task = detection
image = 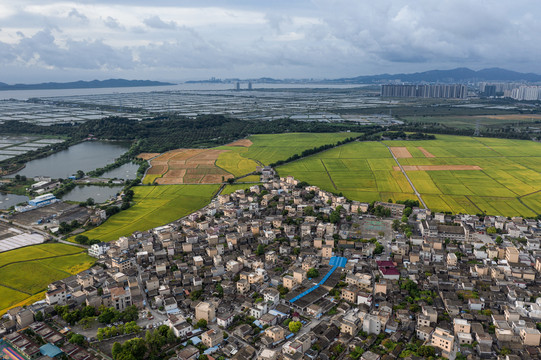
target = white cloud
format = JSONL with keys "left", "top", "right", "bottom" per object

{"left": 0, "top": 0, "right": 540, "bottom": 82}
{"left": 143, "top": 15, "right": 177, "bottom": 30}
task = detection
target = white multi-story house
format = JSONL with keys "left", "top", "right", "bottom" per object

{"left": 88, "top": 242, "right": 110, "bottom": 258}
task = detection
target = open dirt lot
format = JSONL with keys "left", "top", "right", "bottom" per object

{"left": 394, "top": 165, "right": 483, "bottom": 171}
{"left": 477, "top": 114, "right": 541, "bottom": 120}
{"left": 136, "top": 153, "right": 161, "bottom": 160}
{"left": 417, "top": 147, "right": 435, "bottom": 158}
{"left": 390, "top": 147, "right": 412, "bottom": 158}
{"left": 226, "top": 139, "right": 253, "bottom": 147}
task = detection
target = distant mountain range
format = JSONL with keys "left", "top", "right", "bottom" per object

{"left": 325, "top": 67, "right": 541, "bottom": 84}
{"left": 188, "top": 68, "right": 541, "bottom": 85}
{"left": 0, "top": 79, "right": 174, "bottom": 91}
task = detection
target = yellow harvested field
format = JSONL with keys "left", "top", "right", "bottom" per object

{"left": 477, "top": 114, "right": 541, "bottom": 120}
{"left": 394, "top": 165, "right": 483, "bottom": 171}
{"left": 417, "top": 147, "right": 436, "bottom": 158}
{"left": 137, "top": 153, "right": 161, "bottom": 160}
{"left": 390, "top": 147, "right": 412, "bottom": 158}
{"left": 144, "top": 148, "right": 233, "bottom": 184}
{"left": 226, "top": 139, "right": 253, "bottom": 147}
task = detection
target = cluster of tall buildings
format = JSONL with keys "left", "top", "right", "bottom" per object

{"left": 479, "top": 82, "right": 541, "bottom": 100}
{"left": 506, "top": 86, "right": 541, "bottom": 101}
{"left": 381, "top": 84, "right": 468, "bottom": 99}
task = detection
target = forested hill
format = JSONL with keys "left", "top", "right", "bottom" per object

{"left": 0, "top": 115, "right": 379, "bottom": 153}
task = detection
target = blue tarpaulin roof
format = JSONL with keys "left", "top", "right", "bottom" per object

{"left": 40, "top": 344, "right": 62, "bottom": 358}
{"left": 289, "top": 256, "right": 347, "bottom": 303}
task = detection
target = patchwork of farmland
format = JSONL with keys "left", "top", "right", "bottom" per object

{"left": 0, "top": 243, "right": 94, "bottom": 315}
{"left": 278, "top": 135, "right": 541, "bottom": 217}
{"left": 142, "top": 133, "right": 358, "bottom": 184}
{"left": 143, "top": 148, "right": 233, "bottom": 185}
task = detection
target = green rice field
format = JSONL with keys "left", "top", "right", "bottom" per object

{"left": 216, "top": 132, "right": 362, "bottom": 169}
{"left": 71, "top": 184, "right": 220, "bottom": 243}
{"left": 278, "top": 135, "right": 541, "bottom": 217}
{"left": 0, "top": 243, "right": 94, "bottom": 314}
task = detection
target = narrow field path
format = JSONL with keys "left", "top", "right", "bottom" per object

{"left": 0, "top": 251, "right": 86, "bottom": 270}
{"left": 381, "top": 142, "right": 427, "bottom": 209}
{"left": 519, "top": 188, "right": 541, "bottom": 198}
{"left": 320, "top": 159, "right": 338, "bottom": 190}
{"left": 517, "top": 197, "right": 538, "bottom": 216}
{"left": 465, "top": 195, "right": 484, "bottom": 214}
{"left": 0, "top": 283, "right": 32, "bottom": 295}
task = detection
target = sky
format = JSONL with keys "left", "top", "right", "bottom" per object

{"left": 0, "top": 0, "right": 540, "bottom": 83}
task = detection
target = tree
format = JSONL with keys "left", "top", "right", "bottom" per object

{"left": 256, "top": 244, "right": 265, "bottom": 256}
{"left": 486, "top": 226, "right": 497, "bottom": 234}
{"left": 74, "top": 235, "right": 89, "bottom": 245}
{"left": 215, "top": 283, "right": 224, "bottom": 297}
{"left": 288, "top": 321, "right": 302, "bottom": 333}
{"left": 35, "top": 311, "right": 44, "bottom": 322}
{"left": 69, "top": 333, "right": 85, "bottom": 346}
{"left": 195, "top": 319, "right": 207, "bottom": 329}
{"left": 306, "top": 268, "right": 319, "bottom": 278}
{"left": 119, "top": 338, "right": 147, "bottom": 360}
{"left": 98, "top": 307, "right": 118, "bottom": 324}
{"left": 112, "top": 342, "right": 122, "bottom": 359}
{"left": 121, "top": 306, "right": 139, "bottom": 322}
{"left": 373, "top": 242, "right": 384, "bottom": 255}
{"left": 417, "top": 345, "right": 435, "bottom": 357}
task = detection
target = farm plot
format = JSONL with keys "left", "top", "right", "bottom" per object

{"left": 221, "top": 183, "right": 262, "bottom": 195}
{"left": 278, "top": 141, "right": 416, "bottom": 204}
{"left": 235, "top": 132, "right": 362, "bottom": 166}
{"left": 0, "top": 243, "right": 93, "bottom": 314}
{"left": 143, "top": 149, "right": 233, "bottom": 184}
{"left": 0, "top": 243, "right": 83, "bottom": 267}
{"left": 389, "top": 147, "right": 412, "bottom": 158}
{"left": 216, "top": 150, "right": 259, "bottom": 177}
{"left": 279, "top": 135, "right": 541, "bottom": 216}
{"left": 71, "top": 184, "right": 219, "bottom": 242}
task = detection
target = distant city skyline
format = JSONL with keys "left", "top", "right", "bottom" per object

{"left": 1, "top": 1, "right": 541, "bottom": 83}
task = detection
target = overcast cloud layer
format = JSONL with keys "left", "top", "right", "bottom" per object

{"left": 0, "top": 0, "right": 539, "bottom": 82}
